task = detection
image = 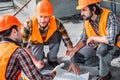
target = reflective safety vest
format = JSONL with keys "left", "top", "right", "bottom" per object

{"left": 0, "top": 42, "right": 19, "bottom": 80}
{"left": 85, "top": 8, "right": 120, "bottom": 48}
{"left": 30, "top": 16, "right": 57, "bottom": 43}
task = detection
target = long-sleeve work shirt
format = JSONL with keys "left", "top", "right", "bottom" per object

{"left": 80, "top": 12, "right": 119, "bottom": 46}
{"left": 6, "top": 48, "right": 54, "bottom": 80}
{"left": 22, "top": 17, "right": 73, "bottom": 47}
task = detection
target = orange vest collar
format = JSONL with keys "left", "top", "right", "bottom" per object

{"left": 85, "top": 8, "right": 120, "bottom": 48}
{"left": 85, "top": 8, "right": 111, "bottom": 37}
{"left": 30, "top": 16, "right": 57, "bottom": 43}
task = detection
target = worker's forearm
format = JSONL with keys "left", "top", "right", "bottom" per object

{"left": 24, "top": 48, "right": 37, "bottom": 62}
{"left": 93, "top": 36, "right": 108, "bottom": 44}
{"left": 74, "top": 41, "right": 85, "bottom": 52}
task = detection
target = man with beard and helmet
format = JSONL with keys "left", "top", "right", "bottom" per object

{"left": 66, "top": 0, "right": 120, "bottom": 80}
{"left": 21, "top": 0, "right": 73, "bottom": 68}
{"left": 0, "top": 15, "right": 55, "bottom": 80}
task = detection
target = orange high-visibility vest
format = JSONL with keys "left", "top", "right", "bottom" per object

{"left": 85, "top": 8, "right": 120, "bottom": 48}
{"left": 30, "top": 16, "right": 57, "bottom": 43}
{"left": 0, "top": 42, "right": 19, "bottom": 80}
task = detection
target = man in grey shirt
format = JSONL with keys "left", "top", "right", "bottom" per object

{"left": 66, "top": 0, "right": 120, "bottom": 80}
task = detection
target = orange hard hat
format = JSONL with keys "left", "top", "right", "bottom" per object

{"left": 76, "top": 0, "right": 100, "bottom": 10}
{"left": 0, "top": 15, "right": 23, "bottom": 32}
{"left": 35, "top": 0, "right": 54, "bottom": 16}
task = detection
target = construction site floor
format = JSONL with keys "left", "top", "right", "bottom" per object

{"left": 0, "top": 1, "right": 120, "bottom": 80}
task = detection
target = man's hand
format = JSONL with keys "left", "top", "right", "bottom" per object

{"left": 86, "top": 36, "right": 99, "bottom": 48}
{"left": 66, "top": 47, "right": 72, "bottom": 56}
{"left": 68, "top": 63, "right": 80, "bottom": 75}
{"left": 24, "top": 48, "right": 44, "bottom": 69}
{"left": 86, "top": 36, "right": 95, "bottom": 47}
{"left": 34, "top": 60, "right": 44, "bottom": 70}
{"left": 66, "top": 47, "right": 77, "bottom": 57}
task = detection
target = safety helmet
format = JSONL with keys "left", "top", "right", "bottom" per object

{"left": 35, "top": 0, "right": 54, "bottom": 16}
{"left": 76, "top": 0, "right": 100, "bottom": 10}
{"left": 0, "top": 15, "right": 23, "bottom": 32}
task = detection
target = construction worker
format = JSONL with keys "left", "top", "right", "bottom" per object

{"left": 67, "top": 0, "right": 120, "bottom": 80}
{"left": 21, "top": 0, "right": 73, "bottom": 67}
{"left": 0, "top": 15, "right": 55, "bottom": 80}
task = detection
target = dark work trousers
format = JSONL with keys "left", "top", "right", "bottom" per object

{"left": 71, "top": 45, "right": 99, "bottom": 67}
{"left": 71, "top": 44, "right": 113, "bottom": 77}
{"left": 29, "top": 31, "right": 62, "bottom": 62}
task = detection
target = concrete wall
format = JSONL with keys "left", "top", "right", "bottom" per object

{"left": 14, "top": 0, "right": 36, "bottom": 16}
{"left": 116, "top": 0, "right": 120, "bottom": 15}
{"left": 50, "top": 0, "right": 80, "bottom": 18}
{"left": 27, "top": 0, "right": 36, "bottom": 15}
{"left": 0, "top": 0, "right": 11, "bottom": 1}
{"left": 101, "top": 0, "right": 120, "bottom": 15}
{"left": 14, "top": 0, "right": 120, "bottom": 18}
{"left": 35, "top": 0, "right": 120, "bottom": 17}
{"left": 36, "top": 0, "right": 80, "bottom": 18}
